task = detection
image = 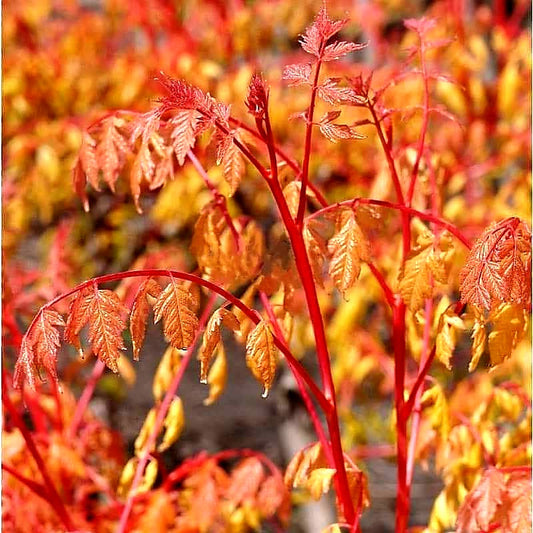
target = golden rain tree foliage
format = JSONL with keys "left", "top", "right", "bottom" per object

{"left": 3, "top": 1, "right": 531, "bottom": 532}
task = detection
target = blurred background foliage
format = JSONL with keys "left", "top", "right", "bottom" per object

{"left": 2, "top": 0, "right": 531, "bottom": 531}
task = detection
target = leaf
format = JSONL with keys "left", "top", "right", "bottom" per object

{"left": 154, "top": 277, "right": 199, "bottom": 350}
{"left": 399, "top": 230, "right": 454, "bottom": 310}
{"left": 130, "top": 141, "right": 155, "bottom": 212}
{"left": 435, "top": 308, "right": 465, "bottom": 369}
{"left": 198, "top": 308, "right": 240, "bottom": 383}
{"left": 31, "top": 309, "right": 65, "bottom": 382}
{"left": 245, "top": 320, "right": 278, "bottom": 397}
{"left": 497, "top": 471, "right": 532, "bottom": 533}
{"left": 135, "top": 408, "right": 157, "bottom": 455}
{"left": 468, "top": 310, "right": 487, "bottom": 372}
{"left": 304, "top": 218, "right": 329, "bottom": 288}
{"left": 64, "top": 287, "right": 94, "bottom": 357}
{"left": 226, "top": 457, "right": 265, "bottom": 506}
{"left": 203, "top": 343, "right": 227, "bottom": 406}
{"left": 136, "top": 458, "right": 158, "bottom": 494}
{"left": 221, "top": 134, "right": 244, "bottom": 196}
{"left": 456, "top": 468, "right": 506, "bottom": 532}
{"left": 284, "top": 443, "right": 327, "bottom": 489}
{"left": 421, "top": 384, "right": 450, "bottom": 438}
{"left": 487, "top": 303, "right": 528, "bottom": 367}
{"left": 322, "top": 40, "right": 367, "bottom": 61}
{"left": 130, "top": 279, "right": 162, "bottom": 361}
{"left": 318, "top": 121, "right": 365, "bottom": 143}
{"left": 317, "top": 78, "right": 363, "bottom": 105}
{"left": 96, "top": 116, "right": 129, "bottom": 192}
{"left": 300, "top": 8, "right": 347, "bottom": 57}
{"left": 346, "top": 465, "right": 371, "bottom": 511}
{"left": 169, "top": 109, "right": 201, "bottom": 165}
{"left": 328, "top": 209, "right": 370, "bottom": 297}
{"left": 13, "top": 336, "right": 37, "bottom": 389}
{"left": 282, "top": 63, "right": 312, "bottom": 86}
{"left": 306, "top": 468, "right": 336, "bottom": 500}
{"left": 153, "top": 345, "right": 182, "bottom": 401}
{"left": 460, "top": 218, "right": 531, "bottom": 310}
{"left": 86, "top": 288, "right": 128, "bottom": 372}
{"left": 158, "top": 397, "right": 185, "bottom": 452}
{"left": 78, "top": 132, "right": 99, "bottom": 190}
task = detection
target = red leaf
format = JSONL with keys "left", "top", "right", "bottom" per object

{"left": 282, "top": 63, "right": 312, "bottom": 86}
{"left": 322, "top": 40, "right": 367, "bottom": 62}
{"left": 456, "top": 468, "right": 506, "bottom": 532}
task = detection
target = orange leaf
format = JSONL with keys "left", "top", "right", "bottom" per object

{"left": 328, "top": 209, "right": 370, "bottom": 297}
{"left": 198, "top": 308, "right": 240, "bottom": 383}
{"left": 245, "top": 320, "right": 278, "bottom": 397}
{"left": 153, "top": 276, "right": 199, "bottom": 349}
{"left": 130, "top": 278, "right": 162, "bottom": 361}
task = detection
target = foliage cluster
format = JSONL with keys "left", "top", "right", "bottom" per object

{"left": 3, "top": 1, "right": 531, "bottom": 532}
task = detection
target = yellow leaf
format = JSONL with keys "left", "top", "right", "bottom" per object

{"left": 134, "top": 408, "right": 157, "bottom": 455}
{"left": 328, "top": 209, "right": 369, "bottom": 297}
{"left": 136, "top": 458, "right": 158, "bottom": 494}
{"left": 488, "top": 303, "right": 528, "bottom": 368}
{"left": 203, "top": 343, "right": 228, "bottom": 406}
{"left": 469, "top": 311, "right": 487, "bottom": 372}
{"left": 421, "top": 384, "right": 450, "bottom": 438}
{"left": 117, "top": 457, "right": 138, "bottom": 498}
{"left": 306, "top": 468, "right": 336, "bottom": 500}
{"left": 435, "top": 308, "right": 465, "bottom": 369}
{"left": 199, "top": 308, "right": 240, "bottom": 383}
{"left": 284, "top": 442, "right": 327, "bottom": 489}
{"left": 399, "top": 231, "right": 454, "bottom": 310}
{"left": 153, "top": 345, "right": 181, "bottom": 401}
{"left": 245, "top": 320, "right": 278, "bottom": 397}
{"left": 158, "top": 397, "right": 185, "bottom": 452}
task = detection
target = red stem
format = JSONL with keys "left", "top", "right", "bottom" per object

{"left": 259, "top": 291, "right": 333, "bottom": 466}
{"left": 68, "top": 359, "right": 106, "bottom": 438}
{"left": 2, "top": 463, "right": 49, "bottom": 501}
{"left": 296, "top": 58, "right": 323, "bottom": 227}
{"left": 117, "top": 293, "right": 217, "bottom": 532}
{"left": 407, "top": 35, "right": 430, "bottom": 206}
{"left": 2, "top": 384, "right": 75, "bottom": 530}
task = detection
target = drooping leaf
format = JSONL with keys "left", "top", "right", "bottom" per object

{"left": 304, "top": 218, "right": 329, "bottom": 288}
{"left": 399, "top": 230, "right": 454, "bottom": 310}
{"left": 153, "top": 276, "right": 199, "bottom": 350}
{"left": 169, "top": 109, "right": 201, "bottom": 165}
{"left": 487, "top": 303, "right": 528, "bottom": 367}
{"left": 130, "top": 278, "right": 162, "bottom": 361}
{"left": 64, "top": 287, "right": 94, "bottom": 357}
{"left": 198, "top": 307, "right": 240, "bottom": 383}
{"left": 15, "top": 310, "right": 66, "bottom": 388}
{"left": 245, "top": 320, "right": 278, "bottom": 397}
{"left": 134, "top": 408, "right": 157, "bottom": 455}
{"left": 86, "top": 288, "right": 128, "bottom": 373}
{"left": 421, "top": 383, "right": 450, "bottom": 438}
{"left": 153, "top": 345, "right": 181, "bottom": 401}
{"left": 328, "top": 209, "right": 370, "bottom": 297}
{"left": 158, "top": 397, "right": 185, "bottom": 452}
{"left": 435, "top": 307, "right": 465, "bottom": 369}
{"left": 203, "top": 343, "right": 228, "bottom": 406}
{"left": 468, "top": 309, "right": 487, "bottom": 372}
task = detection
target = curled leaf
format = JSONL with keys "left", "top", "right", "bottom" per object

{"left": 245, "top": 320, "right": 278, "bottom": 397}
